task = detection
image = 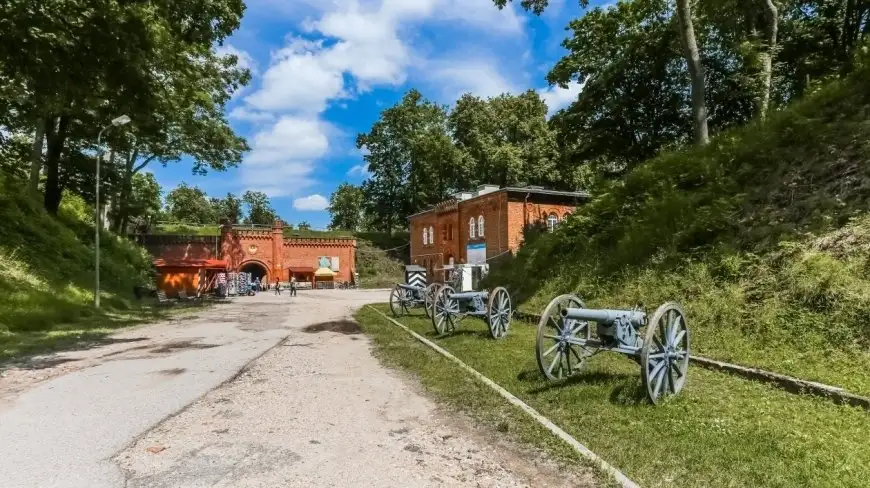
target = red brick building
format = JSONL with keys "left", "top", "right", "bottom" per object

{"left": 139, "top": 221, "right": 356, "bottom": 294}
{"left": 408, "top": 185, "right": 588, "bottom": 281}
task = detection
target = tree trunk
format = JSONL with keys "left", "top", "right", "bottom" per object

{"left": 43, "top": 116, "right": 70, "bottom": 215}
{"left": 759, "top": 0, "right": 779, "bottom": 119}
{"left": 842, "top": 0, "right": 858, "bottom": 72}
{"left": 675, "top": 0, "right": 710, "bottom": 145}
{"left": 29, "top": 121, "right": 45, "bottom": 195}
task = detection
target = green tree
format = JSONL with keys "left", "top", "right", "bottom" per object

{"left": 165, "top": 183, "right": 214, "bottom": 224}
{"left": 0, "top": 0, "right": 246, "bottom": 214}
{"left": 121, "top": 172, "right": 162, "bottom": 233}
{"left": 328, "top": 183, "right": 365, "bottom": 231}
{"left": 242, "top": 191, "right": 278, "bottom": 225}
{"left": 449, "top": 90, "right": 560, "bottom": 188}
{"left": 357, "top": 89, "right": 459, "bottom": 233}
{"left": 210, "top": 193, "right": 243, "bottom": 224}
{"left": 298, "top": 221, "right": 312, "bottom": 231}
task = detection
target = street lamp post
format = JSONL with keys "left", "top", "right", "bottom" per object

{"left": 94, "top": 115, "right": 131, "bottom": 308}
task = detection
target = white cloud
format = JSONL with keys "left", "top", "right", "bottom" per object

{"left": 234, "top": 0, "right": 528, "bottom": 197}
{"left": 229, "top": 107, "right": 276, "bottom": 124}
{"left": 293, "top": 194, "right": 330, "bottom": 211}
{"left": 246, "top": 40, "right": 348, "bottom": 113}
{"left": 347, "top": 163, "right": 370, "bottom": 177}
{"left": 539, "top": 81, "right": 585, "bottom": 116}
{"left": 241, "top": 116, "right": 331, "bottom": 197}
{"left": 428, "top": 58, "right": 519, "bottom": 100}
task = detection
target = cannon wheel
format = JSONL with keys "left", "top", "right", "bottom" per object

{"left": 431, "top": 285, "right": 458, "bottom": 335}
{"left": 535, "top": 294, "right": 592, "bottom": 382}
{"left": 389, "top": 285, "right": 410, "bottom": 317}
{"left": 423, "top": 283, "right": 441, "bottom": 319}
{"left": 487, "top": 287, "right": 512, "bottom": 339}
{"left": 641, "top": 302, "right": 690, "bottom": 405}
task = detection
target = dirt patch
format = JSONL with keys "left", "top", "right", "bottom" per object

{"left": 150, "top": 340, "right": 219, "bottom": 354}
{"left": 302, "top": 320, "right": 361, "bottom": 335}
{"left": 155, "top": 368, "right": 187, "bottom": 376}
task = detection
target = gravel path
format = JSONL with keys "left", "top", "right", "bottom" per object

{"left": 1, "top": 291, "right": 596, "bottom": 487}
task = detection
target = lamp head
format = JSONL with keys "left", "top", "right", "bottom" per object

{"left": 111, "top": 115, "right": 131, "bottom": 127}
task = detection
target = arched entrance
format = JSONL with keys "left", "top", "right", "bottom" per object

{"left": 240, "top": 261, "right": 269, "bottom": 284}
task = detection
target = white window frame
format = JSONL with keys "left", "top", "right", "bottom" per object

{"left": 428, "top": 226, "right": 434, "bottom": 244}
{"left": 469, "top": 217, "right": 476, "bottom": 239}
{"left": 547, "top": 213, "right": 559, "bottom": 233}
{"left": 477, "top": 215, "right": 485, "bottom": 237}
{"left": 422, "top": 227, "right": 428, "bottom": 246}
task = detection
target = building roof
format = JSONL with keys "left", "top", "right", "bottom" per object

{"left": 407, "top": 185, "right": 590, "bottom": 220}
{"left": 153, "top": 258, "right": 229, "bottom": 269}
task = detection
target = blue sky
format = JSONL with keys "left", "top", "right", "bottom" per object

{"left": 148, "top": 0, "right": 601, "bottom": 228}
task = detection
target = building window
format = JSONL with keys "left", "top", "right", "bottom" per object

{"left": 469, "top": 217, "right": 476, "bottom": 239}
{"left": 477, "top": 215, "right": 485, "bottom": 237}
{"left": 562, "top": 211, "right": 571, "bottom": 223}
{"left": 428, "top": 226, "right": 434, "bottom": 244}
{"left": 547, "top": 213, "right": 559, "bottom": 232}
{"left": 448, "top": 224, "right": 453, "bottom": 241}
{"left": 422, "top": 227, "right": 428, "bottom": 246}
{"left": 442, "top": 224, "right": 447, "bottom": 241}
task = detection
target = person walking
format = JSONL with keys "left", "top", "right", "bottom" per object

{"left": 290, "top": 275, "right": 297, "bottom": 297}
{"left": 274, "top": 277, "right": 281, "bottom": 295}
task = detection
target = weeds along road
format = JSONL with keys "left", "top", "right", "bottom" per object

{"left": 0, "top": 291, "right": 594, "bottom": 488}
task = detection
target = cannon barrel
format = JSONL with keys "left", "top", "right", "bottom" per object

{"left": 398, "top": 283, "right": 423, "bottom": 291}
{"left": 449, "top": 290, "right": 488, "bottom": 300}
{"left": 561, "top": 307, "right": 645, "bottom": 327}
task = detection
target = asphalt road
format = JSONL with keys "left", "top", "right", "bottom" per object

{"left": 0, "top": 290, "right": 595, "bottom": 488}
{"left": 0, "top": 290, "right": 388, "bottom": 488}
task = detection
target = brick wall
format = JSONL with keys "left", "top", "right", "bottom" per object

{"left": 148, "top": 226, "right": 356, "bottom": 284}
{"left": 456, "top": 191, "right": 509, "bottom": 263}
{"left": 410, "top": 189, "right": 581, "bottom": 281}
{"left": 506, "top": 200, "right": 576, "bottom": 250}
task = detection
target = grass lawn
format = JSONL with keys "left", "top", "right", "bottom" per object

{"left": 357, "top": 304, "right": 870, "bottom": 488}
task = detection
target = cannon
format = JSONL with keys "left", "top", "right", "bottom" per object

{"left": 389, "top": 282, "right": 441, "bottom": 318}
{"left": 431, "top": 285, "right": 512, "bottom": 339}
{"left": 534, "top": 295, "right": 689, "bottom": 404}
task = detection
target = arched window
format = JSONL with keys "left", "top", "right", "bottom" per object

{"left": 428, "top": 226, "right": 434, "bottom": 244}
{"left": 422, "top": 227, "right": 428, "bottom": 246}
{"left": 469, "top": 217, "right": 476, "bottom": 239}
{"left": 477, "top": 215, "right": 485, "bottom": 237}
{"left": 547, "top": 213, "right": 559, "bottom": 232}
{"left": 562, "top": 211, "right": 571, "bottom": 223}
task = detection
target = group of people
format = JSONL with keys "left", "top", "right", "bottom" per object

{"left": 252, "top": 276, "right": 298, "bottom": 296}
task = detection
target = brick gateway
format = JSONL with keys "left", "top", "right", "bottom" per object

{"left": 136, "top": 222, "right": 357, "bottom": 294}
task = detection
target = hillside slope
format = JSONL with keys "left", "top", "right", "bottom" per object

{"left": 0, "top": 179, "right": 153, "bottom": 360}
{"left": 487, "top": 66, "right": 870, "bottom": 395}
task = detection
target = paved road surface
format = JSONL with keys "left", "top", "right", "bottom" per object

{"left": 0, "top": 291, "right": 595, "bottom": 488}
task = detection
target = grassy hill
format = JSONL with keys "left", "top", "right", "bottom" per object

{"left": 0, "top": 179, "right": 156, "bottom": 361}
{"left": 486, "top": 66, "right": 870, "bottom": 395}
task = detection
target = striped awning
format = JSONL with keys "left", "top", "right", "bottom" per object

{"left": 314, "top": 267, "right": 336, "bottom": 278}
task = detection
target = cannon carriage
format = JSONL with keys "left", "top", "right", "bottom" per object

{"left": 535, "top": 295, "right": 690, "bottom": 404}
{"left": 389, "top": 265, "right": 441, "bottom": 318}
{"left": 430, "top": 263, "right": 512, "bottom": 339}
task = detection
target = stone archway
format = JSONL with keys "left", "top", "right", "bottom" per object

{"left": 240, "top": 260, "right": 269, "bottom": 283}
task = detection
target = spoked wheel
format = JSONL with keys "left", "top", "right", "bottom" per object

{"left": 641, "top": 302, "right": 690, "bottom": 405}
{"left": 487, "top": 287, "right": 512, "bottom": 339}
{"left": 423, "top": 283, "right": 441, "bottom": 319}
{"left": 431, "top": 285, "right": 459, "bottom": 335}
{"left": 535, "top": 294, "right": 593, "bottom": 381}
{"left": 389, "top": 285, "right": 410, "bottom": 317}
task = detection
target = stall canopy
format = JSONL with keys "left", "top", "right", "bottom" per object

{"left": 314, "top": 267, "right": 336, "bottom": 278}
